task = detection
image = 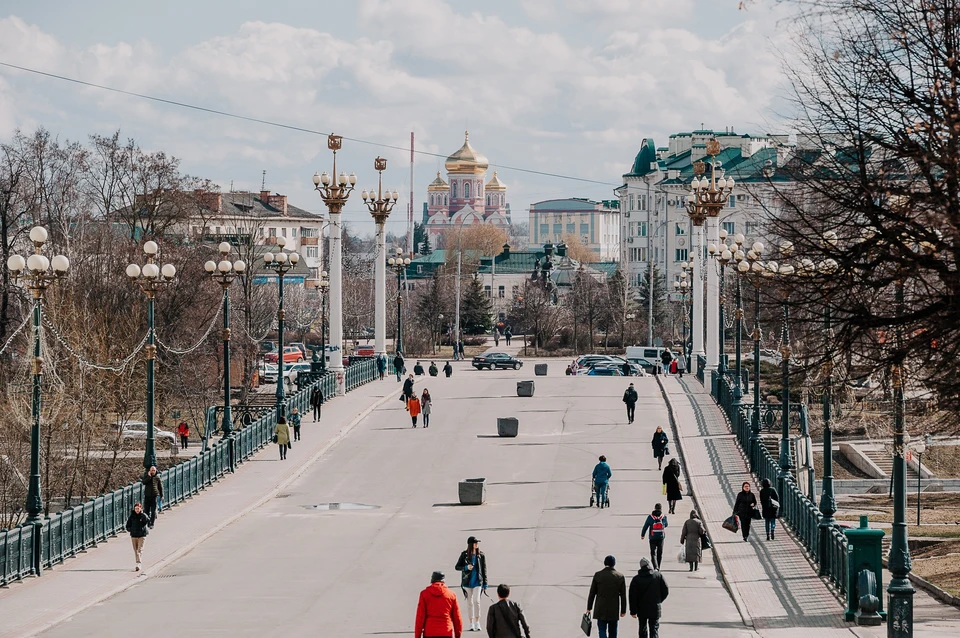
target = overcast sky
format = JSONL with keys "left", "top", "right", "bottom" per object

{"left": 0, "top": 0, "right": 792, "bottom": 235}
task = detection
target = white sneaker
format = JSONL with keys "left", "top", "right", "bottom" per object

{"left": 135, "top": 563, "right": 141, "bottom": 572}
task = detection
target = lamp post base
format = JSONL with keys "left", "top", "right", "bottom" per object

{"left": 887, "top": 580, "right": 914, "bottom": 638}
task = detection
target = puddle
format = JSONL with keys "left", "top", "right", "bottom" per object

{"left": 305, "top": 502, "right": 381, "bottom": 511}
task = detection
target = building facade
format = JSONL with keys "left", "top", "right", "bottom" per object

{"left": 528, "top": 198, "right": 621, "bottom": 261}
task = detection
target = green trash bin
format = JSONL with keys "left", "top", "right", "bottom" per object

{"left": 844, "top": 515, "right": 886, "bottom": 624}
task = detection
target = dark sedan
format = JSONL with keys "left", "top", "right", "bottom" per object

{"left": 472, "top": 352, "right": 523, "bottom": 370}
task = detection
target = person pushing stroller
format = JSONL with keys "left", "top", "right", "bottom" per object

{"left": 591, "top": 455, "right": 612, "bottom": 508}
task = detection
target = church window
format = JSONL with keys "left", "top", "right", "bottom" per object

{"left": 486, "top": 195, "right": 490, "bottom": 206}
{"left": 444, "top": 195, "right": 448, "bottom": 206}
{"left": 452, "top": 183, "right": 457, "bottom": 199}
{"left": 464, "top": 182, "right": 470, "bottom": 199}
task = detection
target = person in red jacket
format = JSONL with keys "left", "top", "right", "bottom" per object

{"left": 416, "top": 571, "right": 462, "bottom": 638}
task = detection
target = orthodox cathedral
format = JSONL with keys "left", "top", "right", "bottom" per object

{"left": 422, "top": 132, "right": 512, "bottom": 246}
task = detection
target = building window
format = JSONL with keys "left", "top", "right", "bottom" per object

{"left": 268, "top": 227, "right": 276, "bottom": 237}
{"left": 452, "top": 183, "right": 457, "bottom": 199}
{"left": 580, "top": 223, "right": 589, "bottom": 235}
{"left": 291, "top": 227, "right": 297, "bottom": 238}
{"left": 630, "top": 247, "right": 647, "bottom": 262}
{"left": 675, "top": 223, "right": 686, "bottom": 236}
{"left": 639, "top": 195, "right": 647, "bottom": 211}
{"left": 306, "top": 246, "right": 319, "bottom": 258}
{"left": 553, "top": 223, "right": 562, "bottom": 235}
{"left": 540, "top": 224, "right": 549, "bottom": 236}
{"left": 281, "top": 227, "right": 287, "bottom": 237}
{"left": 745, "top": 221, "right": 759, "bottom": 237}
{"left": 637, "top": 221, "right": 647, "bottom": 237}
{"left": 484, "top": 285, "right": 491, "bottom": 298}
{"left": 721, "top": 221, "right": 736, "bottom": 236}
{"left": 566, "top": 223, "right": 575, "bottom": 234}
{"left": 464, "top": 182, "right": 470, "bottom": 199}
{"left": 512, "top": 285, "right": 519, "bottom": 298}
{"left": 728, "top": 195, "right": 736, "bottom": 208}
{"left": 675, "top": 248, "right": 689, "bottom": 262}
{"left": 417, "top": 265, "right": 423, "bottom": 274}
{"left": 444, "top": 195, "right": 448, "bottom": 205}
{"left": 486, "top": 195, "right": 490, "bottom": 206}
{"left": 629, "top": 194, "right": 635, "bottom": 210}
{"left": 498, "top": 286, "right": 505, "bottom": 298}
{"left": 258, "top": 227, "right": 264, "bottom": 237}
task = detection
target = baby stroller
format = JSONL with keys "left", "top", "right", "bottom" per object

{"left": 589, "top": 478, "right": 610, "bottom": 508}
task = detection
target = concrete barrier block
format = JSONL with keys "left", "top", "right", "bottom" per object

{"left": 459, "top": 478, "right": 486, "bottom": 505}
{"left": 517, "top": 380, "right": 535, "bottom": 397}
{"left": 534, "top": 364, "right": 548, "bottom": 376}
{"left": 497, "top": 417, "right": 519, "bottom": 437}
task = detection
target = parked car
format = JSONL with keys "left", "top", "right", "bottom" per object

{"left": 289, "top": 342, "right": 308, "bottom": 358}
{"left": 575, "top": 354, "right": 641, "bottom": 375}
{"left": 355, "top": 344, "right": 375, "bottom": 357}
{"left": 472, "top": 352, "right": 523, "bottom": 370}
{"left": 110, "top": 420, "right": 176, "bottom": 447}
{"left": 264, "top": 345, "right": 305, "bottom": 364}
{"left": 627, "top": 358, "right": 658, "bottom": 374}
{"left": 259, "top": 340, "right": 277, "bottom": 353}
{"left": 587, "top": 366, "right": 623, "bottom": 376}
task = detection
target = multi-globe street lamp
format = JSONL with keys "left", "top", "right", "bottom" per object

{"left": 126, "top": 241, "right": 177, "bottom": 470}
{"left": 8, "top": 226, "right": 69, "bottom": 572}
{"left": 708, "top": 229, "right": 744, "bottom": 390}
{"left": 673, "top": 273, "right": 689, "bottom": 365}
{"left": 762, "top": 246, "right": 796, "bottom": 494}
{"left": 314, "top": 272, "right": 330, "bottom": 375}
{"left": 388, "top": 248, "right": 411, "bottom": 355}
{"left": 262, "top": 236, "right": 300, "bottom": 418}
{"left": 361, "top": 157, "right": 400, "bottom": 362}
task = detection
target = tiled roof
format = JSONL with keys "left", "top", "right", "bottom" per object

{"left": 220, "top": 192, "right": 322, "bottom": 219}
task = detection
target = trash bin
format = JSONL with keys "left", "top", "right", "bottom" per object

{"left": 844, "top": 515, "right": 886, "bottom": 623}
{"left": 517, "top": 380, "right": 535, "bottom": 397}
{"left": 458, "top": 478, "right": 486, "bottom": 505}
{"left": 497, "top": 417, "right": 519, "bottom": 437}
{"left": 534, "top": 363, "right": 548, "bottom": 376}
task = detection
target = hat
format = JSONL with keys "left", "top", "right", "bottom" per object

{"left": 639, "top": 558, "right": 651, "bottom": 570}
{"left": 629, "top": 383, "right": 634, "bottom": 386}
{"left": 431, "top": 571, "right": 445, "bottom": 583}
{"left": 467, "top": 536, "right": 481, "bottom": 544}
{"left": 604, "top": 555, "right": 616, "bottom": 567}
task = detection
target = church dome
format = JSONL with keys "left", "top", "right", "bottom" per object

{"left": 428, "top": 171, "right": 449, "bottom": 191}
{"left": 485, "top": 171, "right": 506, "bottom": 191}
{"left": 445, "top": 131, "right": 489, "bottom": 174}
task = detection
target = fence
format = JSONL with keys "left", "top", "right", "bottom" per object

{"left": 712, "top": 373, "right": 848, "bottom": 597}
{"left": 0, "top": 360, "right": 379, "bottom": 586}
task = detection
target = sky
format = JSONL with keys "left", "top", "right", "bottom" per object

{"left": 0, "top": 0, "right": 793, "bottom": 236}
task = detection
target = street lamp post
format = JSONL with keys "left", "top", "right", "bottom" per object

{"left": 684, "top": 174, "right": 707, "bottom": 376}
{"left": 673, "top": 273, "right": 690, "bottom": 366}
{"left": 262, "top": 236, "right": 300, "bottom": 419}
{"left": 914, "top": 435, "right": 930, "bottom": 527}
{"left": 126, "top": 241, "right": 177, "bottom": 470}
{"left": 203, "top": 243, "right": 246, "bottom": 449}
{"left": 317, "top": 273, "right": 329, "bottom": 374}
{"left": 362, "top": 157, "right": 399, "bottom": 361}
{"left": 744, "top": 244, "right": 765, "bottom": 471}
{"left": 8, "top": 226, "right": 70, "bottom": 574}
{"left": 708, "top": 229, "right": 743, "bottom": 393}
{"left": 763, "top": 249, "right": 796, "bottom": 494}
{"left": 388, "top": 248, "right": 411, "bottom": 355}
{"left": 313, "top": 134, "right": 357, "bottom": 396}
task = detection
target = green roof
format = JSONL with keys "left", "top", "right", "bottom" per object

{"left": 625, "top": 138, "right": 659, "bottom": 177}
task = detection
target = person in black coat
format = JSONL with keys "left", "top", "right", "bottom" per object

{"left": 414, "top": 361, "right": 425, "bottom": 376}
{"left": 622, "top": 383, "right": 638, "bottom": 424}
{"left": 661, "top": 458, "right": 682, "bottom": 514}
{"left": 125, "top": 502, "right": 150, "bottom": 571}
{"left": 310, "top": 385, "right": 324, "bottom": 421}
{"left": 629, "top": 558, "right": 669, "bottom": 638}
{"left": 393, "top": 353, "right": 404, "bottom": 381}
{"left": 141, "top": 466, "right": 163, "bottom": 528}
{"left": 455, "top": 536, "right": 488, "bottom": 631}
{"left": 733, "top": 481, "right": 758, "bottom": 541}
{"left": 651, "top": 427, "right": 669, "bottom": 471}
{"left": 759, "top": 478, "right": 780, "bottom": 540}
{"left": 443, "top": 361, "right": 453, "bottom": 377}
{"left": 402, "top": 374, "right": 415, "bottom": 406}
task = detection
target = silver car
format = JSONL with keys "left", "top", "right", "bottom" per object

{"left": 111, "top": 420, "right": 176, "bottom": 447}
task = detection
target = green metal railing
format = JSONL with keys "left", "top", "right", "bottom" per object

{"left": 1, "top": 360, "right": 380, "bottom": 586}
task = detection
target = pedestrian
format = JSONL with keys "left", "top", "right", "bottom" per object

{"left": 505, "top": 327, "right": 512, "bottom": 346}
{"left": 415, "top": 571, "right": 463, "bottom": 638}
{"left": 408, "top": 393, "right": 422, "bottom": 428}
{"left": 669, "top": 359, "right": 678, "bottom": 375}
{"left": 394, "top": 352, "right": 405, "bottom": 381}
{"left": 176, "top": 420, "right": 189, "bottom": 450}
{"left": 676, "top": 355, "right": 686, "bottom": 378}
{"left": 587, "top": 555, "right": 627, "bottom": 638}
{"left": 651, "top": 427, "right": 669, "bottom": 471}
{"left": 415, "top": 360, "right": 425, "bottom": 376}
{"left": 628, "top": 558, "right": 669, "bottom": 638}
{"left": 733, "top": 481, "right": 758, "bottom": 541}
{"left": 592, "top": 455, "right": 612, "bottom": 508}
{"left": 403, "top": 374, "right": 416, "bottom": 406}
{"left": 494, "top": 329, "right": 500, "bottom": 347}
{"left": 661, "top": 458, "right": 683, "bottom": 515}
{"left": 125, "top": 502, "right": 150, "bottom": 572}
{"left": 486, "top": 583, "right": 531, "bottom": 638}
{"left": 660, "top": 349, "right": 673, "bottom": 375}
{"left": 444, "top": 361, "right": 453, "bottom": 378}
{"left": 458, "top": 341, "right": 465, "bottom": 360}
{"left": 640, "top": 503, "right": 668, "bottom": 570}
{"left": 376, "top": 353, "right": 387, "bottom": 380}
{"left": 275, "top": 416, "right": 290, "bottom": 460}
{"left": 622, "top": 383, "right": 638, "bottom": 424}
{"left": 141, "top": 466, "right": 163, "bottom": 528}
{"left": 759, "top": 478, "right": 780, "bottom": 540}
{"left": 455, "top": 536, "right": 488, "bottom": 632}
{"left": 566, "top": 364, "right": 573, "bottom": 376}
{"left": 621, "top": 360, "right": 632, "bottom": 377}
{"left": 679, "top": 510, "right": 706, "bottom": 572}
{"left": 310, "top": 385, "right": 324, "bottom": 421}
{"left": 421, "top": 389, "right": 432, "bottom": 428}
{"left": 429, "top": 361, "right": 439, "bottom": 377}
{"left": 290, "top": 407, "right": 302, "bottom": 441}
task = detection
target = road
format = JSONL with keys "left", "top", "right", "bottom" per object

{"left": 39, "top": 367, "right": 747, "bottom": 637}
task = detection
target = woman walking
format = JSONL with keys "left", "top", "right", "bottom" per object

{"left": 679, "top": 510, "right": 706, "bottom": 572}
{"left": 759, "top": 478, "right": 780, "bottom": 540}
{"left": 676, "top": 355, "right": 686, "bottom": 378}
{"left": 651, "top": 426, "right": 669, "bottom": 471}
{"left": 408, "top": 393, "right": 422, "bottom": 428}
{"left": 275, "top": 417, "right": 291, "bottom": 460}
{"left": 290, "top": 407, "right": 302, "bottom": 441}
{"left": 733, "top": 481, "right": 758, "bottom": 541}
{"left": 662, "top": 458, "right": 683, "bottom": 514}
{"left": 421, "top": 389, "right": 432, "bottom": 428}
{"left": 125, "top": 502, "right": 150, "bottom": 572}
{"left": 455, "top": 536, "right": 488, "bottom": 632}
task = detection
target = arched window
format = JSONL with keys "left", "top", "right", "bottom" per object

{"left": 444, "top": 195, "right": 448, "bottom": 206}
{"left": 486, "top": 195, "right": 490, "bottom": 206}
{"left": 451, "top": 182, "right": 457, "bottom": 199}
{"left": 464, "top": 181, "right": 471, "bottom": 199}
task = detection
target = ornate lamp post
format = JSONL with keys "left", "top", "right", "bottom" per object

{"left": 8, "top": 226, "right": 69, "bottom": 573}
{"left": 743, "top": 243, "right": 765, "bottom": 471}
{"left": 262, "top": 236, "right": 300, "bottom": 418}
{"left": 203, "top": 243, "right": 246, "bottom": 444}
{"left": 312, "top": 134, "right": 356, "bottom": 396}
{"left": 126, "top": 241, "right": 177, "bottom": 470}
{"left": 362, "top": 157, "right": 399, "bottom": 362}
{"left": 316, "top": 272, "right": 330, "bottom": 374}
{"left": 731, "top": 235, "right": 748, "bottom": 405}
{"left": 684, "top": 172, "right": 707, "bottom": 375}
{"left": 673, "top": 273, "right": 690, "bottom": 364}
{"left": 708, "top": 229, "right": 743, "bottom": 392}
{"left": 388, "top": 247, "right": 411, "bottom": 355}
{"left": 762, "top": 247, "right": 796, "bottom": 493}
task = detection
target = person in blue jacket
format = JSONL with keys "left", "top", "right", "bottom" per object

{"left": 593, "top": 455, "right": 612, "bottom": 508}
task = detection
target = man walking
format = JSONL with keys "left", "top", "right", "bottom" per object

{"left": 622, "top": 383, "right": 638, "bottom": 424}
{"left": 310, "top": 385, "right": 323, "bottom": 421}
{"left": 587, "top": 555, "right": 626, "bottom": 638}
{"left": 640, "top": 503, "right": 668, "bottom": 570}
{"left": 504, "top": 327, "right": 512, "bottom": 346}
{"left": 176, "top": 420, "right": 189, "bottom": 450}
{"left": 415, "top": 571, "right": 463, "bottom": 638}
{"left": 486, "top": 584, "right": 531, "bottom": 638}
{"left": 141, "top": 466, "right": 163, "bottom": 528}
{"left": 394, "top": 352, "right": 405, "bottom": 380}
{"left": 629, "top": 558, "right": 669, "bottom": 638}
{"left": 403, "top": 374, "right": 416, "bottom": 406}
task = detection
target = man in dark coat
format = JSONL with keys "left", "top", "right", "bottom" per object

{"left": 659, "top": 349, "right": 673, "bottom": 375}
{"left": 587, "top": 555, "right": 626, "bottom": 638}
{"left": 310, "top": 385, "right": 324, "bottom": 421}
{"left": 394, "top": 353, "right": 405, "bottom": 381}
{"left": 414, "top": 361, "right": 425, "bottom": 375}
{"left": 141, "top": 466, "right": 163, "bottom": 528}
{"left": 443, "top": 361, "right": 453, "bottom": 377}
{"left": 402, "top": 374, "right": 415, "bottom": 406}
{"left": 622, "top": 383, "right": 638, "bottom": 424}
{"left": 621, "top": 360, "right": 631, "bottom": 377}
{"left": 629, "top": 558, "right": 669, "bottom": 638}
{"left": 486, "top": 583, "right": 530, "bottom": 638}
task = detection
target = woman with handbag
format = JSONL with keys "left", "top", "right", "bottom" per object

{"left": 455, "top": 536, "right": 488, "bottom": 632}
{"left": 679, "top": 510, "right": 706, "bottom": 572}
{"left": 274, "top": 417, "right": 290, "bottom": 460}
{"left": 651, "top": 427, "right": 669, "bottom": 471}
{"left": 759, "top": 478, "right": 780, "bottom": 540}
{"left": 661, "top": 458, "right": 683, "bottom": 514}
{"left": 733, "top": 481, "right": 758, "bottom": 541}
{"left": 421, "top": 389, "right": 432, "bottom": 428}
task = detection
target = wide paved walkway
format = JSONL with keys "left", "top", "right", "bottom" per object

{"left": 662, "top": 374, "right": 960, "bottom": 637}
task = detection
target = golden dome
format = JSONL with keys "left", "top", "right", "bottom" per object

{"left": 485, "top": 171, "right": 506, "bottom": 191}
{"left": 428, "top": 171, "right": 448, "bottom": 191}
{"left": 444, "top": 131, "right": 489, "bottom": 174}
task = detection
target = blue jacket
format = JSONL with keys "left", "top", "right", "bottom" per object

{"left": 592, "top": 462, "right": 612, "bottom": 484}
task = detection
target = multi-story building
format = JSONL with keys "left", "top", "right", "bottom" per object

{"left": 527, "top": 198, "right": 621, "bottom": 261}
{"left": 616, "top": 128, "right": 793, "bottom": 297}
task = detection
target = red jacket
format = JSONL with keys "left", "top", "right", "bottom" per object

{"left": 415, "top": 582, "right": 462, "bottom": 637}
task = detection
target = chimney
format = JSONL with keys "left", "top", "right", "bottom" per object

{"left": 194, "top": 189, "right": 222, "bottom": 213}
{"left": 260, "top": 190, "right": 271, "bottom": 205}
{"left": 267, "top": 194, "right": 288, "bottom": 216}
{"left": 501, "top": 243, "right": 510, "bottom": 256}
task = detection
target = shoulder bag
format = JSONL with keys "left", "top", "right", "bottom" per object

{"left": 495, "top": 601, "right": 523, "bottom": 638}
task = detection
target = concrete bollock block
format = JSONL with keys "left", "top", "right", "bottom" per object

{"left": 517, "top": 380, "right": 535, "bottom": 397}
{"left": 497, "top": 417, "right": 519, "bottom": 437}
{"left": 534, "top": 363, "right": 548, "bottom": 376}
{"left": 458, "top": 478, "right": 486, "bottom": 505}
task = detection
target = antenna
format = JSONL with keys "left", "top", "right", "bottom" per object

{"left": 261, "top": 170, "right": 266, "bottom": 191}
{"left": 229, "top": 180, "right": 234, "bottom": 193}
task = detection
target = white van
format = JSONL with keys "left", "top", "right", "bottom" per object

{"left": 625, "top": 346, "right": 666, "bottom": 372}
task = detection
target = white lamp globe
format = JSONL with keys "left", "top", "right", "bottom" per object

{"left": 52, "top": 255, "right": 70, "bottom": 272}
{"left": 766, "top": 261, "right": 779, "bottom": 273}
{"left": 348, "top": 172, "right": 357, "bottom": 185}
{"left": 142, "top": 263, "right": 160, "bottom": 279}
{"left": 321, "top": 270, "right": 328, "bottom": 278}
{"left": 721, "top": 249, "right": 732, "bottom": 261}
{"left": 161, "top": 264, "right": 176, "bottom": 279}
{"left": 29, "top": 226, "right": 49, "bottom": 244}
{"left": 7, "top": 254, "right": 25, "bottom": 272}
{"left": 726, "top": 178, "right": 736, "bottom": 189}
{"left": 218, "top": 242, "right": 231, "bottom": 254}
{"left": 126, "top": 264, "right": 141, "bottom": 278}
{"left": 752, "top": 242, "right": 764, "bottom": 254}
{"left": 289, "top": 252, "right": 300, "bottom": 264}
{"left": 780, "top": 264, "right": 795, "bottom": 276}
{"left": 218, "top": 260, "right": 232, "bottom": 273}
{"left": 27, "top": 254, "right": 49, "bottom": 272}
{"left": 707, "top": 243, "right": 718, "bottom": 254}
{"left": 234, "top": 260, "right": 246, "bottom": 273}
{"left": 275, "top": 252, "right": 287, "bottom": 264}
{"left": 735, "top": 233, "right": 745, "bottom": 245}
{"left": 143, "top": 241, "right": 159, "bottom": 255}
{"left": 276, "top": 236, "right": 287, "bottom": 248}
{"left": 403, "top": 258, "right": 411, "bottom": 266}
{"left": 204, "top": 261, "right": 217, "bottom": 273}
{"left": 388, "top": 258, "right": 396, "bottom": 266}
{"left": 320, "top": 171, "right": 331, "bottom": 186}
{"left": 313, "top": 172, "right": 321, "bottom": 186}
{"left": 738, "top": 260, "right": 750, "bottom": 273}
{"left": 263, "top": 253, "right": 274, "bottom": 263}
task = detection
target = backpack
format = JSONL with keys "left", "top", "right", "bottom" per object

{"left": 650, "top": 515, "right": 665, "bottom": 539}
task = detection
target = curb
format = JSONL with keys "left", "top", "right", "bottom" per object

{"left": 19, "top": 390, "right": 394, "bottom": 638}
{"left": 655, "top": 374, "right": 755, "bottom": 629}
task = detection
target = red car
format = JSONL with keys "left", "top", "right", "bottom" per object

{"left": 264, "top": 346, "right": 305, "bottom": 364}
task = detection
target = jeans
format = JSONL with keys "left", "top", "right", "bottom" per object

{"left": 765, "top": 518, "right": 776, "bottom": 535}
{"left": 637, "top": 615, "right": 659, "bottom": 638}
{"left": 598, "top": 618, "right": 619, "bottom": 638}
{"left": 464, "top": 586, "right": 482, "bottom": 621}
{"left": 313, "top": 405, "right": 320, "bottom": 420}
{"left": 293, "top": 425, "right": 301, "bottom": 441}
{"left": 411, "top": 415, "right": 418, "bottom": 427}
{"left": 649, "top": 537, "right": 664, "bottom": 570}
{"left": 144, "top": 496, "right": 158, "bottom": 527}
{"left": 595, "top": 481, "right": 608, "bottom": 505}
{"left": 179, "top": 435, "right": 188, "bottom": 450}
{"left": 626, "top": 403, "right": 636, "bottom": 422}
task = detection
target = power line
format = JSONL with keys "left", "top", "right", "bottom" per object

{"left": 0, "top": 61, "right": 620, "bottom": 187}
